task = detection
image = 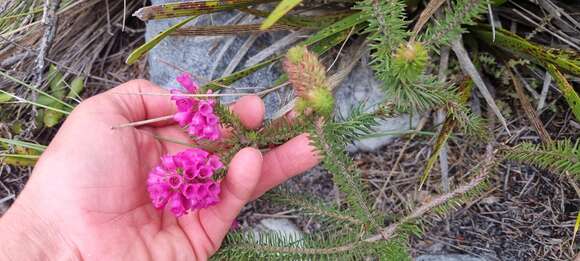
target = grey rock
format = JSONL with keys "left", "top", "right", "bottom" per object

{"left": 284, "top": 165, "right": 335, "bottom": 201}
{"left": 422, "top": 242, "right": 445, "bottom": 253}
{"left": 146, "top": 1, "right": 287, "bottom": 117}
{"left": 415, "top": 255, "right": 487, "bottom": 261}
{"left": 145, "top": 0, "right": 416, "bottom": 151}
{"left": 334, "top": 54, "right": 419, "bottom": 152}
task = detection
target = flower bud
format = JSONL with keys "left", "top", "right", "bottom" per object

{"left": 286, "top": 45, "right": 305, "bottom": 64}
{"left": 392, "top": 42, "right": 428, "bottom": 83}
{"left": 283, "top": 46, "right": 334, "bottom": 118}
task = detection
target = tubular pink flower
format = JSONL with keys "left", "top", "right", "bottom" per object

{"left": 190, "top": 113, "right": 204, "bottom": 126}
{"left": 169, "top": 194, "right": 188, "bottom": 217}
{"left": 148, "top": 183, "right": 170, "bottom": 209}
{"left": 198, "top": 100, "right": 213, "bottom": 115}
{"left": 175, "top": 98, "right": 195, "bottom": 112}
{"left": 196, "top": 183, "right": 209, "bottom": 197}
{"left": 147, "top": 166, "right": 166, "bottom": 185}
{"left": 188, "top": 125, "right": 202, "bottom": 137}
{"left": 161, "top": 155, "right": 177, "bottom": 170}
{"left": 167, "top": 175, "right": 183, "bottom": 189}
{"left": 174, "top": 110, "right": 194, "bottom": 126}
{"left": 207, "top": 155, "right": 224, "bottom": 170}
{"left": 204, "top": 196, "right": 219, "bottom": 207}
{"left": 147, "top": 148, "right": 224, "bottom": 217}
{"left": 206, "top": 114, "right": 220, "bottom": 125}
{"left": 183, "top": 167, "right": 197, "bottom": 180}
{"left": 202, "top": 125, "right": 220, "bottom": 140}
{"left": 170, "top": 75, "right": 221, "bottom": 141}
{"left": 183, "top": 148, "right": 210, "bottom": 159}
{"left": 182, "top": 184, "right": 198, "bottom": 199}
{"left": 207, "top": 182, "right": 220, "bottom": 195}
{"left": 176, "top": 73, "right": 199, "bottom": 93}
{"left": 170, "top": 90, "right": 194, "bottom": 108}
{"left": 197, "top": 166, "right": 213, "bottom": 179}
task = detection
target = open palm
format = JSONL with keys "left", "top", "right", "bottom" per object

{"left": 1, "top": 80, "right": 318, "bottom": 260}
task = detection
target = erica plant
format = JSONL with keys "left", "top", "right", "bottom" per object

{"left": 125, "top": 0, "right": 580, "bottom": 258}
{"left": 145, "top": 42, "right": 341, "bottom": 216}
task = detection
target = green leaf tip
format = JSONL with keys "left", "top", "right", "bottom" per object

{"left": 260, "top": 0, "right": 302, "bottom": 30}
{"left": 126, "top": 16, "right": 196, "bottom": 65}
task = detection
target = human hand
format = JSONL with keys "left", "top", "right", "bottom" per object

{"left": 0, "top": 80, "right": 319, "bottom": 260}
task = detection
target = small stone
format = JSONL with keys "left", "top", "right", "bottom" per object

{"left": 480, "top": 196, "right": 500, "bottom": 204}
{"left": 252, "top": 218, "right": 303, "bottom": 245}
{"left": 424, "top": 242, "right": 445, "bottom": 252}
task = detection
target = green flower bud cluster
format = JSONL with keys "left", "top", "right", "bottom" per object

{"left": 391, "top": 42, "right": 429, "bottom": 83}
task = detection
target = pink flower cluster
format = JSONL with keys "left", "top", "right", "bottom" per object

{"left": 172, "top": 73, "right": 221, "bottom": 141}
{"left": 147, "top": 148, "right": 223, "bottom": 217}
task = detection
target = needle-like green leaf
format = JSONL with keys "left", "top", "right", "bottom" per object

{"left": 546, "top": 63, "right": 580, "bottom": 121}
{"left": 0, "top": 154, "right": 39, "bottom": 167}
{"left": 0, "top": 138, "right": 47, "bottom": 152}
{"left": 126, "top": 16, "right": 197, "bottom": 65}
{"left": 0, "top": 70, "right": 73, "bottom": 110}
{"left": 0, "top": 89, "right": 70, "bottom": 115}
{"left": 0, "top": 92, "right": 12, "bottom": 103}
{"left": 260, "top": 0, "right": 302, "bottom": 30}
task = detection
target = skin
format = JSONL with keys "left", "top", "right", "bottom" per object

{"left": 0, "top": 80, "right": 319, "bottom": 261}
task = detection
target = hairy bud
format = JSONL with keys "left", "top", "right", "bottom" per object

{"left": 283, "top": 46, "right": 334, "bottom": 117}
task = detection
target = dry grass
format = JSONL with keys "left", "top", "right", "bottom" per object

{"left": 0, "top": 0, "right": 147, "bottom": 211}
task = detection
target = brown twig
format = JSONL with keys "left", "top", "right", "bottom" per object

{"left": 506, "top": 65, "right": 553, "bottom": 144}
{"left": 410, "top": 0, "right": 446, "bottom": 43}
{"left": 35, "top": 0, "right": 61, "bottom": 86}
{"left": 373, "top": 115, "right": 429, "bottom": 208}
{"left": 436, "top": 47, "right": 451, "bottom": 194}
{"left": 367, "top": 151, "right": 496, "bottom": 242}
{"left": 111, "top": 115, "right": 174, "bottom": 129}
{"left": 451, "top": 37, "right": 511, "bottom": 135}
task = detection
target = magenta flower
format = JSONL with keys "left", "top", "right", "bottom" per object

{"left": 176, "top": 72, "right": 198, "bottom": 93}
{"left": 171, "top": 73, "right": 221, "bottom": 141}
{"left": 147, "top": 148, "right": 223, "bottom": 217}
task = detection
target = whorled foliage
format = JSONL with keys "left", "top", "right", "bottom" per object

{"left": 505, "top": 139, "right": 580, "bottom": 177}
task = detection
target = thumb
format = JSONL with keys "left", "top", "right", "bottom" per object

{"left": 183, "top": 147, "right": 262, "bottom": 256}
